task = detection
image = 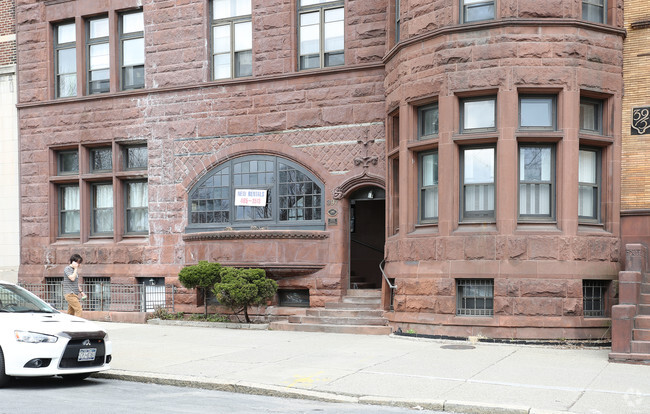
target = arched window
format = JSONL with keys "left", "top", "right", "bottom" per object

{"left": 186, "top": 155, "right": 325, "bottom": 231}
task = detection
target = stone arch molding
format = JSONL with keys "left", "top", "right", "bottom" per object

{"left": 333, "top": 171, "right": 385, "bottom": 200}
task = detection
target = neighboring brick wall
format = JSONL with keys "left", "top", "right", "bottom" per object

{"left": 621, "top": 0, "right": 650, "bottom": 210}
{"left": 0, "top": 0, "right": 16, "bottom": 66}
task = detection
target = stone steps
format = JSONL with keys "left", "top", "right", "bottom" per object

{"left": 638, "top": 304, "right": 650, "bottom": 315}
{"left": 635, "top": 315, "right": 650, "bottom": 330}
{"left": 269, "top": 288, "right": 390, "bottom": 335}
{"left": 269, "top": 320, "right": 391, "bottom": 335}
{"left": 631, "top": 340, "right": 650, "bottom": 354}
{"left": 633, "top": 329, "right": 650, "bottom": 341}
{"left": 609, "top": 352, "right": 650, "bottom": 365}
{"left": 640, "top": 293, "right": 650, "bottom": 305}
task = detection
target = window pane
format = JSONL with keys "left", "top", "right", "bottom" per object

{"left": 420, "top": 105, "right": 439, "bottom": 137}
{"left": 520, "top": 97, "right": 553, "bottom": 128}
{"left": 464, "top": 99, "right": 495, "bottom": 130}
{"left": 90, "top": 43, "right": 110, "bottom": 70}
{"left": 213, "top": 25, "right": 231, "bottom": 54}
{"left": 235, "top": 0, "right": 252, "bottom": 16}
{"left": 123, "top": 38, "right": 145, "bottom": 66}
{"left": 578, "top": 185, "right": 595, "bottom": 217}
{"left": 126, "top": 146, "right": 148, "bottom": 169}
{"left": 58, "top": 23, "right": 76, "bottom": 44}
{"left": 58, "top": 48, "right": 76, "bottom": 74}
{"left": 464, "top": 148, "right": 494, "bottom": 184}
{"left": 123, "top": 65, "right": 145, "bottom": 89}
{"left": 58, "top": 74, "right": 77, "bottom": 97}
{"left": 90, "top": 18, "right": 109, "bottom": 39}
{"left": 422, "top": 153, "right": 438, "bottom": 187}
{"left": 583, "top": 1, "right": 604, "bottom": 23}
{"left": 465, "top": 2, "right": 494, "bottom": 22}
{"left": 579, "top": 150, "right": 596, "bottom": 183}
{"left": 300, "top": 14, "right": 320, "bottom": 55}
{"left": 520, "top": 147, "right": 551, "bottom": 181}
{"left": 91, "top": 148, "right": 112, "bottom": 171}
{"left": 93, "top": 184, "right": 114, "bottom": 233}
{"left": 62, "top": 186, "right": 80, "bottom": 210}
{"left": 580, "top": 101, "right": 600, "bottom": 132}
{"left": 235, "top": 50, "right": 252, "bottom": 77}
{"left": 128, "top": 182, "right": 148, "bottom": 208}
{"left": 234, "top": 21, "right": 252, "bottom": 51}
{"left": 59, "top": 151, "right": 79, "bottom": 174}
{"left": 324, "top": 8, "right": 344, "bottom": 52}
{"left": 123, "top": 12, "right": 144, "bottom": 34}
{"left": 519, "top": 183, "right": 551, "bottom": 215}
{"left": 301, "top": 0, "right": 335, "bottom": 5}
{"left": 214, "top": 53, "right": 231, "bottom": 79}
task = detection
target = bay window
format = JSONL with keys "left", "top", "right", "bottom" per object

{"left": 462, "top": 0, "right": 495, "bottom": 23}
{"left": 461, "top": 96, "right": 496, "bottom": 133}
{"left": 419, "top": 151, "right": 438, "bottom": 223}
{"left": 583, "top": 0, "right": 606, "bottom": 24}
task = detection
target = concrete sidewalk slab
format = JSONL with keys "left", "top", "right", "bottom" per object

{"left": 95, "top": 322, "right": 650, "bottom": 414}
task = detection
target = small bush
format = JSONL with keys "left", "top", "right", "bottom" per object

{"left": 213, "top": 267, "right": 278, "bottom": 323}
{"left": 150, "top": 307, "right": 185, "bottom": 320}
{"left": 188, "top": 313, "right": 230, "bottom": 323}
{"left": 178, "top": 261, "right": 222, "bottom": 317}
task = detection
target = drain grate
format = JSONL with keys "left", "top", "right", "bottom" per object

{"left": 440, "top": 344, "right": 475, "bottom": 350}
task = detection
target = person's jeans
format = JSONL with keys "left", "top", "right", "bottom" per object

{"left": 65, "top": 293, "right": 82, "bottom": 317}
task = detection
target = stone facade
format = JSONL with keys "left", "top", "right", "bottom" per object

{"left": 15, "top": 0, "right": 627, "bottom": 338}
{"left": 0, "top": 0, "right": 18, "bottom": 283}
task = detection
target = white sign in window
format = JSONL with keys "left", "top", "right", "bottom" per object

{"left": 235, "top": 189, "right": 267, "bottom": 206}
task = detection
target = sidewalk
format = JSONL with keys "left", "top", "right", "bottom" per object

{"left": 94, "top": 322, "right": 649, "bottom": 414}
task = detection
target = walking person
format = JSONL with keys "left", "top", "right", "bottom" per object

{"left": 63, "top": 254, "right": 86, "bottom": 317}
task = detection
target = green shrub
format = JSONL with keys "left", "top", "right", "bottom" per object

{"left": 150, "top": 307, "right": 185, "bottom": 320}
{"left": 188, "top": 313, "right": 230, "bottom": 323}
{"left": 178, "top": 261, "right": 222, "bottom": 317}
{"left": 213, "top": 267, "right": 278, "bottom": 323}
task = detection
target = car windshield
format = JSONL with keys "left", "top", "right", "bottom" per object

{"left": 0, "top": 284, "right": 57, "bottom": 313}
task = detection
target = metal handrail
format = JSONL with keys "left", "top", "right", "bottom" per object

{"left": 351, "top": 238, "right": 384, "bottom": 254}
{"left": 379, "top": 259, "right": 395, "bottom": 289}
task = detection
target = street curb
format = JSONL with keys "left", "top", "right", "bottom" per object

{"left": 94, "top": 370, "right": 532, "bottom": 413}
{"left": 146, "top": 319, "right": 269, "bottom": 330}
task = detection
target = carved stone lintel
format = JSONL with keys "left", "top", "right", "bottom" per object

{"left": 354, "top": 156, "right": 379, "bottom": 169}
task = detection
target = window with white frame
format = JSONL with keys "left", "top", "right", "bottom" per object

{"left": 583, "top": 0, "right": 606, "bottom": 24}
{"left": 519, "top": 145, "right": 554, "bottom": 220}
{"left": 580, "top": 98, "right": 603, "bottom": 135}
{"left": 418, "top": 103, "right": 439, "bottom": 140}
{"left": 460, "top": 96, "right": 496, "bottom": 133}
{"left": 578, "top": 148, "right": 601, "bottom": 222}
{"left": 87, "top": 16, "right": 110, "bottom": 94}
{"left": 419, "top": 151, "right": 438, "bottom": 223}
{"left": 54, "top": 22, "right": 77, "bottom": 98}
{"left": 211, "top": 0, "right": 252, "bottom": 80}
{"left": 461, "top": 146, "right": 495, "bottom": 221}
{"left": 120, "top": 10, "right": 145, "bottom": 90}
{"left": 519, "top": 96, "right": 556, "bottom": 130}
{"left": 462, "top": 0, "right": 495, "bottom": 23}
{"left": 299, "top": 0, "right": 344, "bottom": 70}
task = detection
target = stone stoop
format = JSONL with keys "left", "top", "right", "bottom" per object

{"left": 269, "top": 289, "right": 391, "bottom": 335}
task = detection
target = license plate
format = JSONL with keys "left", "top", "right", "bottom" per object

{"left": 78, "top": 348, "right": 96, "bottom": 362}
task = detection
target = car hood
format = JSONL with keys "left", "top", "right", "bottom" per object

{"left": 0, "top": 312, "right": 105, "bottom": 336}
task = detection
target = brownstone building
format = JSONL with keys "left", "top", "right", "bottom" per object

{"left": 15, "top": 0, "right": 628, "bottom": 340}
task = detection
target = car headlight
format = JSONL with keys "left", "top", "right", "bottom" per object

{"left": 14, "top": 331, "right": 58, "bottom": 343}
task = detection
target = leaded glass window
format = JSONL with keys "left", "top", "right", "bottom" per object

{"left": 187, "top": 155, "right": 324, "bottom": 231}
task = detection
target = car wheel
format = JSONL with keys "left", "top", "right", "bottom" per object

{"left": 0, "top": 347, "right": 10, "bottom": 388}
{"left": 61, "top": 373, "right": 92, "bottom": 381}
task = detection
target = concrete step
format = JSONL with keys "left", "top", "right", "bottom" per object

{"left": 343, "top": 296, "right": 381, "bottom": 304}
{"left": 635, "top": 316, "right": 650, "bottom": 330}
{"left": 640, "top": 293, "right": 650, "bottom": 305}
{"left": 345, "top": 289, "right": 382, "bottom": 298}
{"left": 269, "top": 320, "right": 392, "bottom": 335}
{"left": 633, "top": 329, "right": 650, "bottom": 341}
{"left": 325, "top": 301, "right": 381, "bottom": 310}
{"left": 289, "top": 315, "right": 388, "bottom": 326}
{"left": 609, "top": 352, "right": 650, "bottom": 365}
{"left": 638, "top": 304, "right": 650, "bottom": 315}
{"left": 306, "top": 308, "right": 384, "bottom": 318}
{"left": 631, "top": 341, "right": 650, "bottom": 354}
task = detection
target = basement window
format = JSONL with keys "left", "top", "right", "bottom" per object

{"left": 456, "top": 279, "right": 494, "bottom": 316}
{"left": 583, "top": 280, "right": 607, "bottom": 317}
{"left": 278, "top": 289, "right": 310, "bottom": 307}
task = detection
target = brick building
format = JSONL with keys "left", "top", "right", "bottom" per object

{"left": 0, "top": 0, "right": 18, "bottom": 283}
{"left": 15, "top": 0, "right": 626, "bottom": 339}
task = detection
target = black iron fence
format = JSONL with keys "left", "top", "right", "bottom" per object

{"left": 19, "top": 282, "right": 176, "bottom": 313}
